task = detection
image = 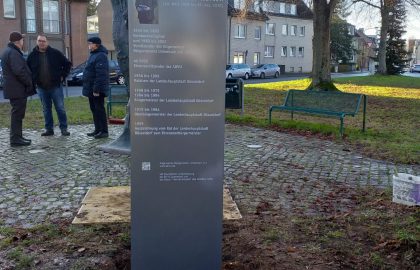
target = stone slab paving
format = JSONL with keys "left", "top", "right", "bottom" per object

{"left": 0, "top": 124, "right": 419, "bottom": 227}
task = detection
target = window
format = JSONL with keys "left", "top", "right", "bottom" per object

{"left": 291, "top": 25, "right": 297, "bottom": 36}
{"left": 281, "top": 46, "right": 287, "bottom": 57}
{"left": 235, "top": 24, "right": 246, "bottom": 38}
{"left": 280, "top": 3, "right": 285, "bottom": 14}
{"left": 290, "top": 67, "right": 295, "bottom": 72}
{"left": 298, "top": 47, "right": 304, "bottom": 57}
{"left": 233, "top": 52, "right": 245, "bottom": 63}
{"left": 348, "top": 25, "right": 355, "bottom": 35}
{"left": 43, "top": 0, "right": 60, "bottom": 33}
{"left": 298, "top": 67, "right": 303, "bottom": 73}
{"left": 3, "top": 0, "right": 16, "bottom": 18}
{"left": 280, "top": 3, "right": 297, "bottom": 15}
{"left": 299, "top": 26, "right": 305, "bottom": 36}
{"left": 282, "top": 24, "right": 288, "bottom": 35}
{"left": 64, "top": 2, "right": 69, "bottom": 34}
{"left": 26, "top": 0, "right": 36, "bottom": 32}
{"left": 266, "top": 23, "right": 275, "bottom": 35}
{"left": 234, "top": 0, "right": 245, "bottom": 9}
{"left": 264, "top": 46, "right": 274, "bottom": 58}
{"left": 285, "top": 3, "right": 291, "bottom": 14}
{"left": 291, "top": 4, "right": 297, "bottom": 15}
{"left": 290, "top": 47, "right": 296, "bottom": 57}
{"left": 254, "top": 27, "right": 261, "bottom": 40}
{"left": 253, "top": 52, "right": 260, "bottom": 65}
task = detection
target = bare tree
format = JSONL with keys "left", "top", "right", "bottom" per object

{"left": 352, "top": 0, "right": 420, "bottom": 74}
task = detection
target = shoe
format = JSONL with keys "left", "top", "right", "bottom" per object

{"left": 61, "top": 129, "right": 70, "bottom": 136}
{"left": 11, "top": 138, "right": 31, "bottom": 146}
{"left": 21, "top": 137, "right": 31, "bottom": 143}
{"left": 41, "top": 130, "right": 54, "bottom": 136}
{"left": 94, "top": 132, "right": 109, "bottom": 139}
{"left": 87, "top": 131, "right": 99, "bottom": 137}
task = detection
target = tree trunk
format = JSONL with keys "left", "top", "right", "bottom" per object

{"left": 377, "top": 4, "right": 390, "bottom": 75}
{"left": 111, "top": 0, "right": 129, "bottom": 88}
{"left": 308, "top": 0, "right": 339, "bottom": 91}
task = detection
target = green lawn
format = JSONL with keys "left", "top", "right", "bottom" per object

{"left": 0, "top": 75, "right": 418, "bottom": 163}
{"left": 0, "top": 97, "right": 127, "bottom": 130}
{"left": 228, "top": 75, "right": 420, "bottom": 164}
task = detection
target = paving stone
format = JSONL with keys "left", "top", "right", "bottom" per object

{"left": 0, "top": 124, "right": 419, "bottom": 226}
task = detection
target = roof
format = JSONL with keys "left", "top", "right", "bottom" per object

{"left": 228, "top": 6, "right": 269, "bottom": 21}
{"left": 228, "top": 0, "right": 313, "bottom": 21}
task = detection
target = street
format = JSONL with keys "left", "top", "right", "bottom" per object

{"left": 1, "top": 72, "right": 419, "bottom": 103}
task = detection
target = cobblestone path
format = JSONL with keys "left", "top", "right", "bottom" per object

{"left": 0, "top": 124, "right": 418, "bottom": 227}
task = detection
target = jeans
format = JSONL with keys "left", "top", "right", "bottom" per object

{"left": 9, "top": 98, "right": 27, "bottom": 141}
{"left": 37, "top": 86, "right": 68, "bottom": 131}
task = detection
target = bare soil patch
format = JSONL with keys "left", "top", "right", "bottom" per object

{"left": 1, "top": 187, "right": 418, "bottom": 269}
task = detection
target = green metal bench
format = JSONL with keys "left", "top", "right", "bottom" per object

{"left": 106, "top": 85, "right": 129, "bottom": 118}
{"left": 268, "top": 90, "right": 367, "bottom": 137}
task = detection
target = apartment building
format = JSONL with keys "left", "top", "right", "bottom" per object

{"left": 408, "top": 39, "right": 420, "bottom": 65}
{"left": 354, "top": 28, "right": 377, "bottom": 73}
{"left": 228, "top": 0, "right": 313, "bottom": 73}
{"left": 0, "top": 0, "right": 88, "bottom": 66}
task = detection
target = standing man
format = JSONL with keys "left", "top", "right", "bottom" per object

{"left": 82, "top": 37, "right": 109, "bottom": 139}
{"left": 1, "top": 32, "right": 35, "bottom": 146}
{"left": 27, "top": 34, "right": 72, "bottom": 136}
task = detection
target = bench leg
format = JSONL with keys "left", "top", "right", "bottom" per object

{"left": 340, "top": 117, "right": 344, "bottom": 138}
{"left": 269, "top": 108, "right": 272, "bottom": 124}
{"left": 291, "top": 111, "right": 294, "bottom": 120}
{"left": 362, "top": 95, "right": 367, "bottom": 132}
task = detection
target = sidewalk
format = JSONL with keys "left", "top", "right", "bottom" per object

{"left": 0, "top": 124, "right": 418, "bottom": 227}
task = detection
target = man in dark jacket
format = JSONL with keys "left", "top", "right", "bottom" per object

{"left": 27, "top": 34, "right": 72, "bottom": 136}
{"left": 1, "top": 31, "right": 35, "bottom": 146}
{"left": 82, "top": 37, "right": 109, "bottom": 139}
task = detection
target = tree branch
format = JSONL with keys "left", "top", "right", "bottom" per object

{"left": 352, "top": 0, "right": 381, "bottom": 9}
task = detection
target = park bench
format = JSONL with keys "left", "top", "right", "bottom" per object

{"left": 107, "top": 85, "right": 129, "bottom": 124}
{"left": 268, "top": 90, "right": 367, "bottom": 137}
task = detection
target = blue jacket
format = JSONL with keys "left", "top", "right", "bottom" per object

{"left": 82, "top": 45, "right": 109, "bottom": 97}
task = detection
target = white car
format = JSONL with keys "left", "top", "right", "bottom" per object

{"left": 226, "top": 64, "right": 251, "bottom": 80}
{"left": 251, "top": 64, "right": 280, "bottom": 79}
{"left": 410, "top": 64, "right": 420, "bottom": 73}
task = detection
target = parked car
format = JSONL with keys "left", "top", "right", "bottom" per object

{"left": 66, "top": 60, "right": 125, "bottom": 86}
{"left": 226, "top": 64, "right": 251, "bottom": 80}
{"left": 410, "top": 64, "right": 420, "bottom": 73}
{"left": 251, "top": 64, "right": 280, "bottom": 79}
{"left": 0, "top": 59, "right": 3, "bottom": 89}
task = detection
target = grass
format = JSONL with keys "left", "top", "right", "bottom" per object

{"left": 230, "top": 75, "right": 420, "bottom": 164}
{"left": 0, "top": 97, "right": 127, "bottom": 130}
{"left": 0, "top": 75, "right": 418, "bottom": 163}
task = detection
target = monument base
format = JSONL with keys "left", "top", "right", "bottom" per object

{"left": 72, "top": 186, "right": 242, "bottom": 224}
{"left": 98, "top": 115, "right": 131, "bottom": 155}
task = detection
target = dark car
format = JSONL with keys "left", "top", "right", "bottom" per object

{"left": 0, "top": 59, "right": 3, "bottom": 88}
{"left": 66, "top": 60, "right": 125, "bottom": 86}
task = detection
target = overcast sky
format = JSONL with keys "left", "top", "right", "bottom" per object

{"left": 346, "top": 5, "right": 420, "bottom": 39}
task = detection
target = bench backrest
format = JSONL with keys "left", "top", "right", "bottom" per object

{"left": 284, "top": 90, "right": 363, "bottom": 115}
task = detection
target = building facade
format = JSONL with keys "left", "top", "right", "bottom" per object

{"left": 228, "top": 0, "right": 313, "bottom": 73}
{"left": 408, "top": 39, "right": 420, "bottom": 66}
{"left": 0, "top": 0, "right": 88, "bottom": 66}
{"left": 96, "top": 0, "right": 117, "bottom": 60}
